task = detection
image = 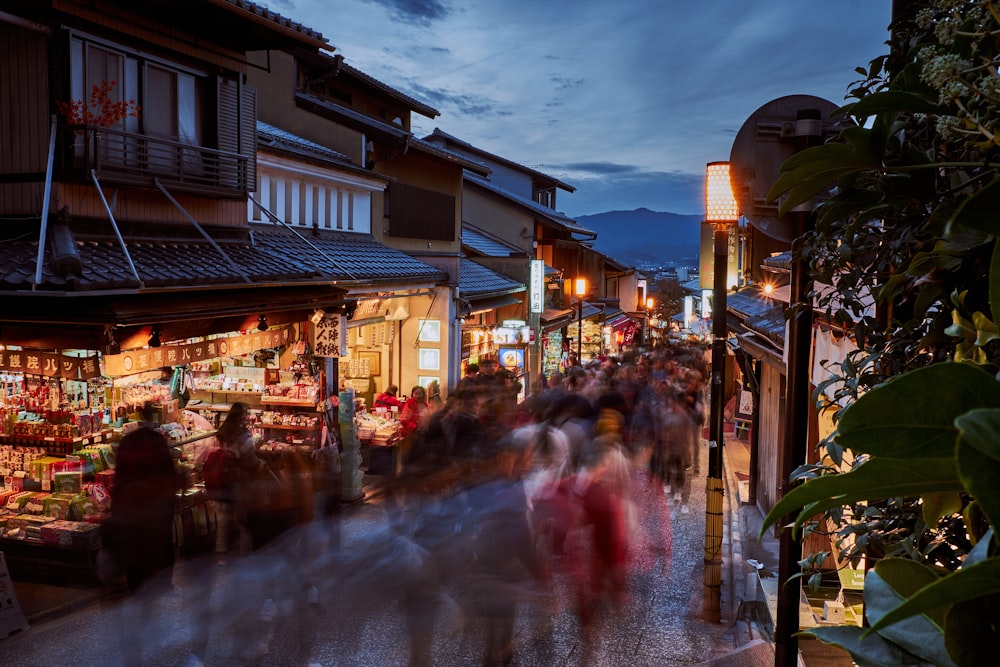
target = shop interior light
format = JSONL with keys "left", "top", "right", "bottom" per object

{"left": 148, "top": 325, "right": 162, "bottom": 348}
{"left": 257, "top": 314, "right": 269, "bottom": 332}
{"left": 340, "top": 300, "right": 358, "bottom": 320}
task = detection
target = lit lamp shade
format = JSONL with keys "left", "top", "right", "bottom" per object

{"left": 705, "top": 162, "right": 738, "bottom": 223}
{"left": 575, "top": 278, "right": 587, "bottom": 297}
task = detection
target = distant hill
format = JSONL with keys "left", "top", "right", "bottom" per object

{"left": 576, "top": 208, "right": 701, "bottom": 267}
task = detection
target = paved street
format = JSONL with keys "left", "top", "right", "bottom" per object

{"left": 3, "top": 441, "right": 750, "bottom": 666}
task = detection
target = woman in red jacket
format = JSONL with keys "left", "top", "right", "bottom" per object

{"left": 399, "top": 385, "right": 431, "bottom": 438}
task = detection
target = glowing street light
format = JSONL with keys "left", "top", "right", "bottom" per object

{"left": 575, "top": 278, "right": 587, "bottom": 363}
{"left": 703, "top": 161, "right": 738, "bottom": 624}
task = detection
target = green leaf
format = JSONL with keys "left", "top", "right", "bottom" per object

{"left": 760, "top": 457, "right": 962, "bottom": 537}
{"left": 956, "top": 409, "right": 1000, "bottom": 528}
{"left": 870, "top": 558, "right": 949, "bottom": 629}
{"left": 950, "top": 177, "right": 1000, "bottom": 235}
{"left": 991, "top": 242, "right": 1000, "bottom": 326}
{"left": 836, "top": 363, "right": 1000, "bottom": 459}
{"left": 865, "top": 560, "right": 957, "bottom": 666}
{"left": 767, "top": 143, "right": 881, "bottom": 213}
{"left": 944, "top": 594, "right": 1000, "bottom": 666}
{"left": 801, "top": 626, "right": 936, "bottom": 666}
{"left": 866, "top": 559, "right": 1000, "bottom": 637}
{"left": 848, "top": 91, "right": 949, "bottom": 118}
{"left": 965, "top": 527, "right": 994, "bottom": 566}
{"left": 922, "top": 492, "right": 964, "bottom": 527}
{"left": 972, "top": 312, "right": 999, "bottom": 347}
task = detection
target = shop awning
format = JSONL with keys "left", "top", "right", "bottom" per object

{"left": 606, "top": 311, "right": 640, "bottom": 331}
{"left": 540, "top": 307, "right": 575, "bottom": 332}
{"left": 461, "top": 293, "right": 524, "bottom": 317}
{"left": 540, "top": 302, "right": 602, "bottom": 332}
{"left": 734, "top": 332, "right": 785, "bottom": 372}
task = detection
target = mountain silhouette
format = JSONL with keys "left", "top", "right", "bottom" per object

{"left": 576, "top": 208, "right": 701, "bottom": 266}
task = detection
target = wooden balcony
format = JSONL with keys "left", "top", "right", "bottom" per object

{"left": 58, "top": 124, "right": 250, "bottom": 198}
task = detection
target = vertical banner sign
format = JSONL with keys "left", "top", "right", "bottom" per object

{"left": 313, "top": 315, "right": 347, "bottom": 358}
{"left": 529, "top": 259, "right": 544, "bottom": 314}
{"left": 338, "top": 389, "right": 363, "bottom": 501}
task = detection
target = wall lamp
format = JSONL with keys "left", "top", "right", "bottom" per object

{"left": 257, "top": 314, "right": 269, "bottom": 332}
{"left": 310, "top": 309, "right": 326, "bottom": 325}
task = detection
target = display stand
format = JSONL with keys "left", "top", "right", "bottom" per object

{"left": 0, "top": 551, "right": 29, "bottom": 638}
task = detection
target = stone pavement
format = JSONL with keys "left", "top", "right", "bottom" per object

{"left": 4, "top": 432, "right": 853, "bottom": 666}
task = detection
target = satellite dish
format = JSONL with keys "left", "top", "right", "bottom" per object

{"left": 729, "top": 95, "right": 848, "bottom": 242}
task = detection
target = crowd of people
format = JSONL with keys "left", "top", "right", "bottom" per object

{"left": 103, "top": 340, "right": 711, "bottom": 666}
{"left": 354, "top": 341, "right": 711, "bottom": 665}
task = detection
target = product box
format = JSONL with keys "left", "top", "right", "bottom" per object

{"left": 95, "top": 470, "right": 115, "bottom": 492}
{"left": 4, "top": 474, "right": 25, "bottom": 492}
{"left": 30, "top": 456, "right": 64, "bottom": 483}
{"left": 40, "top": 519, "right": 77, "bottom": 546}
{"left": 42, "top": 493, "right": 75, "bottom": 520}
{"left": 5, "top": 490, "right": 34, "bottom": 511}
{"left": 39, "top": 519, "right": 100, "bottom": 548}
{"left": 83, "top": 482, "right": 111, "bottom": 513}
{"left": 70, "top": 493, "right": 99, "bottom": 521}
{"left": 6, "top": 513, "right": 55, "bottom": 540}
{"left": 23, "top": 492, "right": 51, "bottom": 515}
{"left": 53, "top": 471, "right": 84, "bottom": 494}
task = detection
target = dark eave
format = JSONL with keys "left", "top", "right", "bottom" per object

{"left": 465, "top": 173, "right": 596, "bottom": 239}
{"left": 425, "top": 128, "right": 576, "bottom": 192}
{"left": 326, "top": 54, "right": 439, "bottom": 119}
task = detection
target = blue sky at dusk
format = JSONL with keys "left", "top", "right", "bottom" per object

{"left": 272, "top": 0, "right": 892, "bottom": 217}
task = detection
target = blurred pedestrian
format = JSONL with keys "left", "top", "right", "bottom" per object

{"left": 104, "top": 401, "right": 183, "bottom": 667}
{"left": 214, "top": 401, "right": 267, "bottom": 558}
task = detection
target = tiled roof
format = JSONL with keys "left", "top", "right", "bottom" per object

{"left": 465, "top": 173, "right": 596, "bottom": 238}
{"left": 293, "top": 92, "right": 490, "bottom": 176}
{"left": 424, "top": 128, "right": 575, "bottom": 192}
{"left": 459, "top": 257, "right": 524, "bottom": 298}
{"left": 727, "top": 286, "right": 787, "bottom": 345}
{"left": 462, "top": 225, "right": 524, "bottom": 258}
{"left": 762, "top": 251, "right": 792, "bottom": 272}
{"left": 252, "top": 226, "right": 446, "bottom": 284}
{"left": 257, "top": 122, "right": 352, "bottom": 165}
{"left": 0, "top": 225, "right": 444, "bottom": 294}
{"left": 333, "top": 56, "right": 439, "bottom": 119}
{"left": 220, "top": 0, "right": 327, "bottom": 44}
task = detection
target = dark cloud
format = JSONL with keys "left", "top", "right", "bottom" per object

{"left": 404, "top": 81, "right": 507, "bottom": 118}
{"left": 559, "top": 162, "right": 641, "bottom": 176}
{"left": 550, "top": 76, "right": 584, "bottom": 91}
{"left": 370, "top": 0, "right": 451, "bottom": 26}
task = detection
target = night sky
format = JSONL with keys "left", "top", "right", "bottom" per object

{"left": 273, "top": 0, "right": 892, "bottom": 216}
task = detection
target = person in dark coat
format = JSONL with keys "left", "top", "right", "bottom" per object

{"left": 104, "top": 401, "right": 183, "bottom": 666}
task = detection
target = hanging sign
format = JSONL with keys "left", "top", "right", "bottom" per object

{"left": 312, "top": 315, "right": 347, "bottom": 358}
{"left": 529, "top": 259, "right": 544, "bottom": 314}
{"left": 0, "top": 350, "right": 101, "bottom": 380}
{"left": 103, "top": 325, "right": 291, "bottom": 377}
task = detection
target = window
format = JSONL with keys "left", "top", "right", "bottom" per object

{"left": 65, "top": 32, "right": 254, "bottom": 191}
{"left": 386, "top": 183, "right": 455, "bottom": 241}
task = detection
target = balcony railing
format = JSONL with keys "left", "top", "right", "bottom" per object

{"left": 58, "top": 124, "right": 249, "bottom": 196}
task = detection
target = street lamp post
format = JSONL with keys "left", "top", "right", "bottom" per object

{"left": 703, "top": 161, "right": 738, "bottom": 623}
{"left": 575, "top": 278, "right": 587, "bottom": 364}
{"left": 645, "top": 296, "right": 654, "bottom": 347}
